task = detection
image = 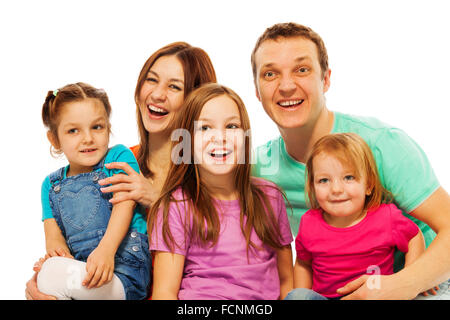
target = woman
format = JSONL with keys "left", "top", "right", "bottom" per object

{"left": 26, "top": 42, "right": 217, "bottom": 299}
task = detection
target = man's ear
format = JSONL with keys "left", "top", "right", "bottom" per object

{"left": 322, "top": 68, "right": 331, "bottom": 93}
{"left": 47, "top": 131, "right": 60, "bottom": 151}
{"left": 255, "top": 81, "right": 261, "bottom": 102}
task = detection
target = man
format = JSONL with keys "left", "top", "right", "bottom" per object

{"left": 251, "top": 22, "right": 450, "bottom": 299}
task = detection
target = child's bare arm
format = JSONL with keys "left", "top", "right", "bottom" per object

{"left": 83, "top": 191, "right": 135, "bottom": 289}
{"left": 152, "top": 251, "right": 185, "bottom": 300}
{"left": 276, "top": 244, "right": 294, "bottom": 299}
{"left": 43, "top": 218, "right": 73, "bottom": 258}
{"left": 404, "top": 229, "right": 425, "bottom": 267}
{"left": 294, "top": 258, "right": 313, "bottom": 289}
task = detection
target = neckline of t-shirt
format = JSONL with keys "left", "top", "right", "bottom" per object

{"left": 212, "top": 198, "right": 240, "bottom": 208}
{"left": 279, "top": 112, "right": 340, "bottom": 168}
{"left": 318, "top": 208, "right": 374, "bottom": 232}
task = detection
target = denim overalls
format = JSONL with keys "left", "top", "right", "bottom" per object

{"left": 48, "top": 155, "right": 151, "bottom": 300}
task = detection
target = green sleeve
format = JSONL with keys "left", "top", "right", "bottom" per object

{"left": 371, "top": 128, "right": 440, "bottom": 213}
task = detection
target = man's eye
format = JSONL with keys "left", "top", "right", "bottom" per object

{"left": 263, "top": 71, "right": 276, "bottom": 79}
{"left": 298, "top": 67, "right": 309, "bottom": 73}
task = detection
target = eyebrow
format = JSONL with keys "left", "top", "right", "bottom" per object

{"left": 261, "top": 56, "right": 311, "bottom": 69}
{"left": 147, "top": 70, "right": 184, "bottom": 84}
{"left": 197, "top": 116, "right": 241, "bottom": 122}
{"left": 61, "top": 117, "right": 107, "bottom": 128}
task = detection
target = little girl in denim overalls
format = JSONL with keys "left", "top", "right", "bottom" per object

{"left": 37, "top": 82, "right": 150, "bottom": 300}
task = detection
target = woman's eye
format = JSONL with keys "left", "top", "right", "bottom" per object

{"left": 169, "top": 84, "right": 182, "bottom": 91}
{"left": 200, "top": 125, "right": 210, "bottom": 131}
{"left": 146, "top": 77, "right": 157, "bottom": 83}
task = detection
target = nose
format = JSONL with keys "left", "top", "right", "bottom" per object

{"left": 210, "top": 129, "right": 226, "bottom": 143}
{"left": 150, "top": 83, "right": 167, "bottom": 102}
{"left": 330, "top": 180, "right": 344, "bottom": 194}
{"left": 278, "top": 74, "right": 296, "bottom": 96}
{"left": 82, "top": 130, "right": 94, "bottom": 144}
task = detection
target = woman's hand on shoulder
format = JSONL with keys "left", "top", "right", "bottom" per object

{"left": 98, "top": 162, "right": 158, "bottom": 208}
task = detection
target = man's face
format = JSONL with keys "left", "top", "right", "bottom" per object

{"left": 254, "top": 36, "right": 331, "bottom": 130}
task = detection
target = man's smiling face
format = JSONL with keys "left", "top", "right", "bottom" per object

{"left": 254, "top": 36, "right": 330, "bottom": 130}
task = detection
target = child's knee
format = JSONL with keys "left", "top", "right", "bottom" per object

{"left": 37, "top": 256, "right": 81, "bottom": 299}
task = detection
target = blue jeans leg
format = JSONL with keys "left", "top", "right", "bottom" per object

{"left": 414, "top": 279, "right": 450, "bottom": 300}
{"left": 284, "top": 288, "right": 328, "bottom": 300}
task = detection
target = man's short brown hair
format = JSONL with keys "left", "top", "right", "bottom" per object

{"left": 251, "top": 22, "right": 329, "bottom": 81}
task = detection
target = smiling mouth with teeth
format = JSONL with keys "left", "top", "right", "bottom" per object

{"left": 278, "top": 100, "right": 304, "bottom": 108}
{"left": 148, "top": 105, "right": 169, "bottom": 116}
{"left": 81, "top": 148, "right": 97, "bottom": 153}
{"left": 209, "top": 150, "right": 232, "bottom": 158}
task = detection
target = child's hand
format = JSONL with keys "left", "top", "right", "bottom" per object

{"left": 46, "top": 247, "right": 74, "bottom": 259}
{"left": 421, "top": 286, "right": 440, "bottom": 296}
{"left": 83, "top": 246, "right": 115, "bottom": 289}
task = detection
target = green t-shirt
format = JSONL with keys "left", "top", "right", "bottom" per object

{"left": 252, "top": 111, "right": 439, "bottom": 269}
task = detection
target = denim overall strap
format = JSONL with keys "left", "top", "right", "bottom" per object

{"left": 48, "top": 166, "right": 66, "bottom": 185}
{"left": 48, "top": 166, "right": 67, "bottom": 237}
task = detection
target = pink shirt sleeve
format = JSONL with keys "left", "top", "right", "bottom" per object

{"left": 149, "top": 199, "right": 191, "bottom": 256}
{"left": 390, "top": 204, "right": 419, "bottom": 253}
{"left": 276, "top": 190, "right": 294, "bottom": 245}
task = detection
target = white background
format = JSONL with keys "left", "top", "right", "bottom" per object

{"left": 0, "top": 0, "right": 449, "bottom": 299}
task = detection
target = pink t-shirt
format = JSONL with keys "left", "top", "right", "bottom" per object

{"left": 295, "top": 203, "right": 419, "bottom": 298}
{"left": 150, "top": 178, "right": 293, "bottom": 300}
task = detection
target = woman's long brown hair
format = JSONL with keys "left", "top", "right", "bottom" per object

{"left": 134, "top": 42, "right": 217, "bottom": 178}
{"left": 148, "top": 83, "right": 286, "bottom": 256}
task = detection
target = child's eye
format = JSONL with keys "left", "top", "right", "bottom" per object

{"left": 318, "top": 178, "right": 329, "bottom": 184}
{"left": 68, "top": 128, "right": 78, "bottom": 134}
{"left": 93, "top": 124, "right": 104, "bottom": 130}
{"left": 200, "top": 125, "right": 210, "bottom": 131}
{"left": 344, "top": 175, "right": 355, "bottom": 181}
{"left": 226, "top": 123, "right": 240, "bottom": 129}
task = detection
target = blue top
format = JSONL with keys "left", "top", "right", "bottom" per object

{"left": 41, "top": 144, "right": 147, "bottom": 233}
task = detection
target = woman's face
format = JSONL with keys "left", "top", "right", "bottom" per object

{"left": 138, "top": 55, "right": 185, "bottom": 134}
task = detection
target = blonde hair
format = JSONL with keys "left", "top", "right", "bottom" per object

{"left": 305, "top": 133, "right": 393, "bottom": 211}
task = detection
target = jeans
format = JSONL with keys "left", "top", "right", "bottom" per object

{"left": 47, "top": 156, "right": 150, "bottom": 300}
{"left": 285, "top": 288, "right": 330, "bottom": 300}
{"left": 414, "top": 279, "right": 450, "bottom": 300}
